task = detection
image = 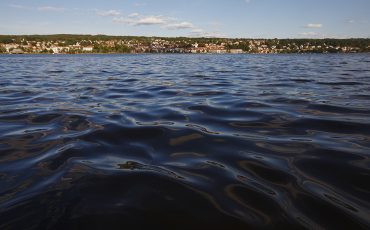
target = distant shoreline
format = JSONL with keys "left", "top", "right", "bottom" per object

{"left": 1, "top": 35, "right": 370, "bottom": 55}
{"left": 1, "top": 52, "right": 369, "bottom": 56}
{"left": 1, "top": 34, "right": 370, "bottom": 39}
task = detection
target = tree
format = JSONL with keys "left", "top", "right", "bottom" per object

{"left": 0, "top": 38, "right": 14, "bottom": 44}
{"left": 0, "top": 46, "right": 6, "bottom": 53}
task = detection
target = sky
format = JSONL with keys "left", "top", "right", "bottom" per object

{"left": 1, "top": 0, "right": 369, "bottom": 38}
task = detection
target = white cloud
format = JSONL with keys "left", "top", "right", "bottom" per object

{"left": 299, "top": 32, "right": 318, "bottom": 36}
{"left": 97, "top": 10, "right": 121, "bottom": 17}
{"left": 136, "top": 16, "right": 168, "bottom": 25}
{"left": 134, "top": 3, "right": 147, "bottom": 7}
{"left": 37, "top": 6, "right": 65, "bottom": 12}
{"left": 191, "top": 28, "right": 204, "bottom": 33}
{"left": 128, "top": 13, "right": 140, "bottom": 18}
{"left": 189, "top": 28, "right": 225, "bottom": 38}
{"left": 112, "top": 12, "right": 219, "bottom": 36}
{"left": 189, "top": 29, "right": 205, "bottom": 37}
{"left": 305, "top": 23, "right": 323, "bottom": 28}
{"left": 114, "top": 13, "right": 194, "bottom": 28}
{"left": 113, "top": 15, "right": 169, "bottom": 26}
{"left": 165, "top": 22, "right": 194, "bottom": 30}
{"left": 9, "top": 4, "right": 65, "bottom": 12}
{"left": 245, "top": 0, "right": 252, "bottom": 3}
{"left": 9, "top": 4, "right": 28, "bottom": 9}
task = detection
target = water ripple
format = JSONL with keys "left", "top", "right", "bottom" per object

{"left": 0, "top": 54, "right": 370, "bottom": 229}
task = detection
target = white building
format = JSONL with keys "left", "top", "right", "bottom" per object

{"left": 51, "top": 47, "right": 61, "bottom": 54}
{"left": 5, "top": 44, "right": 19, "bottom": 52}
{"left": 82, "top": 46, "right": 94, "bottom": 52}
{"left": 230, "top": 49, "right": 243, "bottom": 54}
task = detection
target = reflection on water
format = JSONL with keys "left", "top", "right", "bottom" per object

{"left": 0, "top": 54, "right": 370, "bottom": 229}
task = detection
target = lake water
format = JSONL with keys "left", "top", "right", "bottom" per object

{"left": 0, "top": 54, "right": 370, "bottom": 229}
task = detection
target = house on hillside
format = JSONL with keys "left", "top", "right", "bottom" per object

{"left": 229, "top": 49, "right": 243, "bottom": 54}
{"left": 5, "top": 44, "right": 19, "bottom": 52}
{"left": 11, "top": 48, "right": 24, "bottom": 54}
{"left": 82, "top": 46, "right": 94, "bottom": 52}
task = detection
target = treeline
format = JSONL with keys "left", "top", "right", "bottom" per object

{"left": 1, "top": 34, "right": 369, "bottom": 46}
{"left": 0, "top": 34, "right": 147, "bottom": 44}
{"left": 93, "top": 44, "right": 130, "bottom": 53}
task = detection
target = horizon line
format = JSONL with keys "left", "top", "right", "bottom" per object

{"left": 1, "top": 34, "right": 370, "bottom": 40}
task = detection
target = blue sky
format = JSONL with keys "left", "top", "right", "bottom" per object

{"left": 1, "top": 0, "right": 369, "bottom": 38}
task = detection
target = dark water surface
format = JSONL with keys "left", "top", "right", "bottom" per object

{"left": 0, "top": 54, "right": 370, "bottom": 229}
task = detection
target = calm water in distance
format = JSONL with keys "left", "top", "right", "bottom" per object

{"left": 0, "top": 54, "right": 370, "bottom": 229}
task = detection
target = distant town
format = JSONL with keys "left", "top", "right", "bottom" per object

{"left": 1, "top": 35, "right": 370, "bottom": 54}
